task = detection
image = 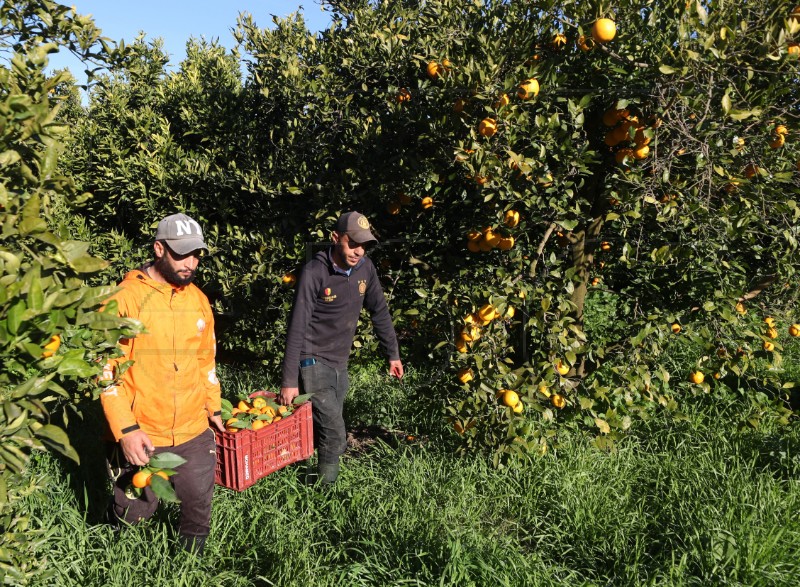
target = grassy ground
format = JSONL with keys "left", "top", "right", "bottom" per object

{"left": 16, "top": 364, "right": 800, "bottom": 586}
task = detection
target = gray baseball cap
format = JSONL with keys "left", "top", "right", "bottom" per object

{"left": 154, "top": 213, "right": 208, "bottom": 255}
{"left": 335, "top": 211, "right": 377, "bottom": 244}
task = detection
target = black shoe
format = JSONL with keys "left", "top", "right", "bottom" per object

{"left": 178, "top": 534, "right": 207, "bottom": 557}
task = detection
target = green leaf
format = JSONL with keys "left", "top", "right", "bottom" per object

{"left": 11, "top": 373, "right": 55, "bottom": 398}
{"left": 7, "top": 299, "right": 26, "bottom": 334}
{"left": 659, "top": 64, "right": 677, "bottom": 74}
{"left": 69, "top": 255, "right": 109, "bottom": 273}
{"left": 728, "top": 109, "right": 761, "bottom": 121}
{"left": 149, "top": 474, "right": 180, "bottom": 503}
{"left": 56, "top": 351, "right": 97, "bottom": 377}
{"left": 556, "top": 219, "right": 578, "bottom": 231}
{"left": 36, "top": 424, "right": 79, "bottom": 463}
{"left": 721, "top": 93, "right": 731, "bottom": 114}
{"left": 149, "top": 451, "right": 188, "bottom": 470}
{"left": 27, "top": 276, "right": 44, "bottom": 311}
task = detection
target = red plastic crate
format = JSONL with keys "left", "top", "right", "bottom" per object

{"left": 214, "top": 400, "right": 313, "bottom": 491}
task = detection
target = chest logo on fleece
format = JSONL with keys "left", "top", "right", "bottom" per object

{"left": 358, "top": 280, "right": 367, "bottom": 296}
{"left": 321, "top": 287, "right": 337, "bottom": 302}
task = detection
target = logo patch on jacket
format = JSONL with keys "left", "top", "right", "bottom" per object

{"left": 197, "top": 318, "right": 206, "bottom": 334}
{"left": 358, "top": 280, "right": 367, "bottom": 296}
{"left": 321, "top": 287, "right": 336, "bottom": 302}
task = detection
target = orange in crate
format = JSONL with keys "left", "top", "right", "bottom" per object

{"left": 215, "top": 392, "right": 313, "bottom": 491}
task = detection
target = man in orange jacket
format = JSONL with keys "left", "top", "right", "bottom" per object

{"left": 101, "top": 213, "right": 224, "bottom": 556}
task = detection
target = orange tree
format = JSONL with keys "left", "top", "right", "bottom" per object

{"left": 234, "top": 0, "right": 800, "bottom": 461}
{"left": 62, "top": 0, "right": 800, "bottom": 463}
{"left": 0, "top": 1, "right": 137, "bottom": 580}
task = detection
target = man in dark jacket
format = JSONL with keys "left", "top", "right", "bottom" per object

{"left": 279, "top": 211, "right": 403, "bottom": 484}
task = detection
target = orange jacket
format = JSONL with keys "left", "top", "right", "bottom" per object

{"left": 100, "top": 268, "right": 221, "bottom": 446}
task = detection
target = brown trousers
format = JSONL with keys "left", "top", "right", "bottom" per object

{"left": 106, "top": 428, "right": 217, "bottom": 540}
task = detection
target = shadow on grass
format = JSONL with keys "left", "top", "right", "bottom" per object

{"left": 54, "top": 400, "right": 113, "bottom": 524}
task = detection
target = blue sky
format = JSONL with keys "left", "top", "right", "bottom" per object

{"left": 47, "top": 1, "right": 332, "bottom": 79}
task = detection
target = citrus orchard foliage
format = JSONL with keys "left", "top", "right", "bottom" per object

{"left": 0, "top": 1, "right": 138, "bottom": 580}
{"left": 58, "top": 0, "right": 800, "bottom": 464}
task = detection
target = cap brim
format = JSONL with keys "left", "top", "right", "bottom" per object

{"left": 165, "top": 238, "right": 208, "bottom": 255}
{"left": 348, "top": 228, "right": 378, "bottom": 245}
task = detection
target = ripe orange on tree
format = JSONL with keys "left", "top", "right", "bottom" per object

{"left": 555, "top": 360, "right": 570, "bottom": 376}
{"left": 395, "top": 88, "right": 411, "bottom": 103}
{"left": 426, "top": 61, "right": 441, "bottom": 78}
{"left": 461, "top": 325, "right": 481, "bottom": 342}
{"left": 497, "top": 236, "right": 515, "bottom": 251}
{"left": 763, "top": 341, "right": 775, "bottom": 352}
{"left": 478, "top": 118, "right": 498, "bottom": 137}
{"left": 577, "top": 35, "right": 593, "bottom": 52}
{"left": 689, "top": 371, "right": 705, "bottom": 384}
{"left": 671, "top": 323, "right": 681, "bottom": 334}
{"left": 456, "top": 367, "right": 473, "bottom": 384}
{"left": 500, "top": 389, "right": 520, "bottom": 408}
{"left": 770, "top": 134, "right": 785, "bottom": 149}
{"left": 504, "top": 209, "right": 520, "bottom": 227}
{"left": 421, "top": 196, "right": 433, "bottom": 209}
{"left": 493, "top": 93, "right": 510, "bottom": 108}
{"left": 551, "top": 394, "right": 566, "bottom": 409}
{"left": 633, "top": 127, "right": 651, "bottom": 146}
{"left": 789, "top": 324, "right": 800, "bottom": 337}
{"left": 477, "top": 303, "right": 497, "bottom": 323}
{"left": 41, "top": 334, "right": 61, "bottom": 358}
{"left": 592, "top": 18, "right": 617, "bottom": 43}
{"left": 615, "top": 149, "right": 633, "bottom": 165}
{"left": 516, "top": 78, "right": 539, "bottom": 100}
{"left": 602, "top": 107, "right": 628, "bottom": 127}
{"left": 744, "top": 164, "right": 759, "bottom": 179}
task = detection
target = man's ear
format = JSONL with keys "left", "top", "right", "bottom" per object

{"left": 154, "top": 240, "right": 166, "bottom": 259}
{"left": 331, "top": 231, "right": 342, "bottom": 244}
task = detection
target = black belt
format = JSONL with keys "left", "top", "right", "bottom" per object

{"left": 300, "top": 358, "right": 317, "bottom": 368}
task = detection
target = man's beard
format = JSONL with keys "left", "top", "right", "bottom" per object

{"left": 154, "top": 256, "right": 195, "bottom": 286}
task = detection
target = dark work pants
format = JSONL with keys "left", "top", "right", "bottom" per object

{"left": 300, "top": 361, "right": 349, "bottom": 464}
{"left": 107, "top": 428, "right": 217, "bottom": 541}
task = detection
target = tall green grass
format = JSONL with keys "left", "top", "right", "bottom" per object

{"left": 16, "top": 363, "right": 800, "bottom": 586}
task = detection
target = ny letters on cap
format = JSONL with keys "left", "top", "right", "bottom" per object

{"left": 154, "top": 213, "right": 208, "bottom": 255}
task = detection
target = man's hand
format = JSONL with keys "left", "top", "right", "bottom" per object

{"left": 120, "top": 430, "right": 154, "bottom": 466}
{"left": 389, "top": 359, "right": 404, "bottom": 380}
{"left": 209, "top": 414, "right": 225, "bottom": 433}
{"left": 280, "top": 386, "right": 300, "bottom": 406}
